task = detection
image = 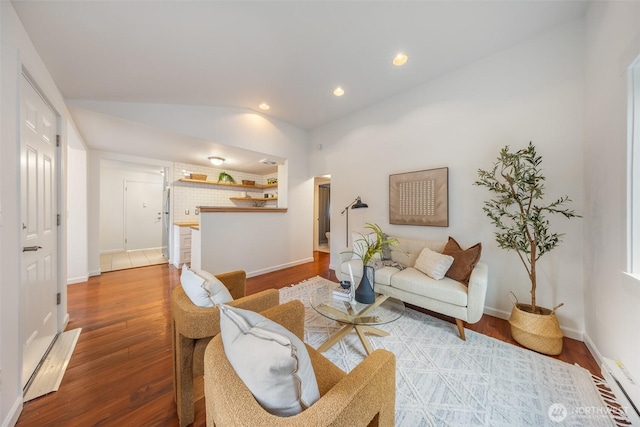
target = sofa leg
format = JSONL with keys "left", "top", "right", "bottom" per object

{"left": 455, "top": 319, "right": 466, "bottom": 340}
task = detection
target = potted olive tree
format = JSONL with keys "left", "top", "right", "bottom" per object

{"left": 474, "top": 142, "right": 580, "bottom": 355}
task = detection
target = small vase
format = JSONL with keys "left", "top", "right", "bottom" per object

{"left": 355, "top": 265, "right": 375, "bottom": 304}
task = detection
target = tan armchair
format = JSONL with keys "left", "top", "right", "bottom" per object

{"left": 171, "top": 270, "right": 280, "bottom": 427}
{"left": 204, "top": 299, "right": 396, "bottom": 427}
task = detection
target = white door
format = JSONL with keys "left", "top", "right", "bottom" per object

{"left": 125, "top": 181, "right": 163, "bottom": 251}
{"left": 20, "top": 75, "right": 59, "bottom": 387}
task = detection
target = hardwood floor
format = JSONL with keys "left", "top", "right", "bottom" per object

{"left": 16, "top": 251, "right": 600, "bottom": 426}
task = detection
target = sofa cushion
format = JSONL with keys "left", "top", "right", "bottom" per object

{"left": 219, "top": 304, "right": 320, "bottom": 416}
{"left": 442, "top": 237, "right": 482, "bottom": 285}
{"left": 193, "top": 268, "right": 234, "bottom": 305}
{"left": 390, "top": 237, "right": 445, "bottom": 267}
{"left": 414, "top": 247, "right": 454, "bottom": 280}
{"left": 390, "top": 268, "right": 468, "bottom": 307}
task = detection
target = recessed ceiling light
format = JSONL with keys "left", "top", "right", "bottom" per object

{"left": 208, "top": 156, "right": 225, "bottom": 166}
{"left": 333, "top": 87, "right": 345, "bottom": 97}
{"left": 392, "top": 53, "right": 408, "bottom": 66}
{"left": 259, "top": 103, "right": 270, "bottom": 110}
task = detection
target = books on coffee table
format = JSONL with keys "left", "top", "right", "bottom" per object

{"left": 332, "top": 285, "right": 351, "bottom": 301}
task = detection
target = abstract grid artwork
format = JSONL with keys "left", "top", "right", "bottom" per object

{"left": 389, "top": 167, "right": 448, "bottom": 226}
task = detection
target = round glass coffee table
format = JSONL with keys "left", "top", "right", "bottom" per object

{"left": 310, "top": 284, "right": 405, "bottom": 355}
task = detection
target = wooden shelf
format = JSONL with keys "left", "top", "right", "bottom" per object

{"left": 179, "top": 178, "right": 278, "bottom": 189}
{"left": 229, "top": 197, "right": 278, "bottom": 201}
{"left": 199, "top": 207, "right": 287, "bottom": 213}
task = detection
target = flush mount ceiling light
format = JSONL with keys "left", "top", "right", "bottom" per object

{"left": 208, "top": 156, "right": 225, "bottom": 166}
{"left": 258, "top": 103, "right": 270, "bottom": 110}
{"left": 333, "top": 87, "right": 345, "bottom": 97}
{"left": 392, "top": 53, "right": 408, "bottom": 66}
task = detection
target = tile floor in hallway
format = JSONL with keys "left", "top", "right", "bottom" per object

{"left": 100, "top": 248, "right": 167, "bottom": 272}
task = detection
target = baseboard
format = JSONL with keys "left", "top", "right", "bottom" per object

{"left": 67, "top": 275, "right": 88, "bottom": 285}
{"left": 483, "top": 305, "right": 511, "bottom": 320}
{"left": 88, "top": 269, "right": 101, "bottom": 277}
{"left": 2, "top": 396, "right": 23, "bottom": 427}
{"left": 483, "top": 305, "right": 584, "bottom": 341}
{"left": 99, "top": 249, "right": 125, "bottom": 255}
{"left": 246, "top": 257, "right": 315, "bottom": 278}
{"left": 62, "top": 313, "right": 70, "bottom": 331}
{"left": 583, "top": 332, "right": 605, "bottom": 367}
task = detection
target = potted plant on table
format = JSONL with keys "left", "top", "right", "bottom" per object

{"left": 474, "top": 142, "right": 580, "bottom": 355}
{"left": 349, "top": 223, "right": 397, "bottom": 304}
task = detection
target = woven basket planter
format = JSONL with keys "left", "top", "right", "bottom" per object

{"left": 508, "top": 303, "right": 563, "bottom": 355}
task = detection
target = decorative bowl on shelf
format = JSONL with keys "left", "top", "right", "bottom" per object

{"left": 190, "top": 173, "right": 207, "bottom": 180}
{"left": 242, "top": 180, "right": 255, "bottom": 186}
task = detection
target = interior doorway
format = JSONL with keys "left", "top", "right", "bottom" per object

{"left": 314, "top": 176, "right": 331, "bottom": 253}
{"left": 99, "top": 159, "right": 168, "bottom": 272}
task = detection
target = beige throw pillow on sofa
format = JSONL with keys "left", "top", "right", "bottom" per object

{"left": 414, "top": 247, "right": 454, "bottom": 280}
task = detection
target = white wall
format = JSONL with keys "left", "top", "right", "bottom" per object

{"left": 310, "top": 20, "right": 586, "bottom": 338}
{"left": 0, "top": 3, "right": 85, "bottom": 425}
{"left": 83, "top": 103, "right": 311, "bottom": 277}
{"left": 199, "top": 208, "right": 314, "bottom": 277}
{"left": 583, "top": 2, "right": 640, "bottom": 382}
{"left": 67, "top": 142, "right": 88, "bottom": 284}
{"left": 99, "top": 161, "right": 164, "bottom": 253}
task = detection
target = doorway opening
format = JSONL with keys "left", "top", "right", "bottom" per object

{"left": 99, "top": 159, "right": 168, "bottom": 272}
{"left": 314, "top": 176, "right": 331, "bottom": 253}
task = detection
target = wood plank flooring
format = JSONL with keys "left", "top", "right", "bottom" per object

{"left": 16, "top": 251, "right": 600, "bottom": 426}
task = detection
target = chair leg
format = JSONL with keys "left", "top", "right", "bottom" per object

{"left": 455, "top": 319, "right": 466, "bottom": 340}
{"left": 175, "top": 334, "right": 196, "bottom": 427}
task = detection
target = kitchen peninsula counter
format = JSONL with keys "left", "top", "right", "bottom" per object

{"left": 194, "top": 205, "right": 310, "bottom": 277}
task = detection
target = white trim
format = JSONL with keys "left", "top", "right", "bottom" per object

{"left": 623, "top": 271, "right": 640, "bottom": 284}
{"left": 67, "top": 275, "right": 88, "bottom": 285}
{"left": 246, "top": 257, "right": 314, "bottom": 278}
{"left": 583, "top": 331, "right": 605, "bottom": 367}
{"left": 1, "top": 396, "right": 22, "bottom": 427}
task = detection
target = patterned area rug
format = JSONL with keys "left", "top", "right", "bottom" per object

{"left": 280, "top": 276, "right": 615, "bottom": 427}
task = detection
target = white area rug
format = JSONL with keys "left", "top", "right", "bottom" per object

{"left": 280, "top": 277, "right": 615, "bottom": 427}
{"left": 24, "top": 328, "right": 81, "bottom": 402}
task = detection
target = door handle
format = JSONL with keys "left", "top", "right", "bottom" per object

{"left": 23, "top": 245, "right": 42, "bottom": 252}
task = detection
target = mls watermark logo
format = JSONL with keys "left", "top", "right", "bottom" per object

{"left": 548, "top": 403, "right": 568, "bottom": 423}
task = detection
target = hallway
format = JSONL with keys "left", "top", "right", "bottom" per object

{"left": 99, "top": 249, "right": 167, "bottom": 272}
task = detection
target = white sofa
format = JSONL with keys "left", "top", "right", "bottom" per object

{"left": 336, "top": 236, "right": 488, "bottom": 340}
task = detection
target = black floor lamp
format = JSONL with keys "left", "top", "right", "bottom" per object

{"left": 342, "top": 196, "right": 368, "bottom": 247}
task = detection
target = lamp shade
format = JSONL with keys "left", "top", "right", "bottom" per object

{"left": 351, "top": 197, "right": 368, "bottom": 209}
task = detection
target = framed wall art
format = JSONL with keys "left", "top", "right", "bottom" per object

{"left": 389, "top": 167, "right": 449, "bottom": 227}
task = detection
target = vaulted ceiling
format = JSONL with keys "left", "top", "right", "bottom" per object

{"left": 12, "top": 1, "right": 588, "bottom": 171}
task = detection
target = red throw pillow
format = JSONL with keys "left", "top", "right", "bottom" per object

{"left": 442, "top": 237, "right": 482, "bottom": 285}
